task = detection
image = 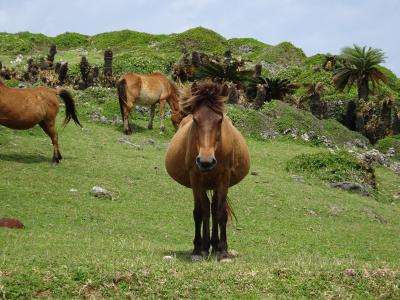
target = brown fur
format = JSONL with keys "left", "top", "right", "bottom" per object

{"left": 0, "top": 218, "right": 24, "bottom": 229}
{"left": 165, "top": 81, "right": 250, "bottom": 258}
{"left": 116, "top": 72, "right": 183, "bottom": 134}
{"left": 0, "top": 80, "right": 81, "bottom": 164}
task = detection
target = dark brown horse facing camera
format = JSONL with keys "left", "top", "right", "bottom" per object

{"left": 0, "top": 80, "right": 81, "bottom": 165}
{"left": 165, "top": 81, "right": 250, "bottom": 260}
{"left": 116, "top": 72, "right": 184, "bottom": 134}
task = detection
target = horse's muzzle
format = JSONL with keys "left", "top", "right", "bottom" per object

{"left": 196, "top": 156, "right": 217, "bottom": 172}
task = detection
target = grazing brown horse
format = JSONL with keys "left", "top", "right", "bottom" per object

{"left": 0, "top": 80, "right": 81, "bottom": 164}
{"left": 165, "top": 81, "right": 250, "bottom": 260}
{"left": 116, "top": 72, "right": 183, "bottom": 134}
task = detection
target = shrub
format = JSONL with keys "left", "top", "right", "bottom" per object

{"left": 286, "top": 151, "right": 375, "bottom": 186}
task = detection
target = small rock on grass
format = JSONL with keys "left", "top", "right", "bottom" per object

{"left": 90, "top": 186, "right": 113, "bottom": 200}
{"left": 250, "top": 171, "right": 258, "bottom": 176}
{"left": 163, "top": 255, "right": 174, "bottom": 261}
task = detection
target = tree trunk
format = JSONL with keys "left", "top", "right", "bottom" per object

{"left": 58, "top": 62, "right": 68, "bottom": 84}
{"left": 379, "top": 99, "right": 392, "bottom": 139}
{"left": 47, "top": 44, "right": 57, "bottom": 68}
{"left": 357, "top": 76, "right": 369, "bottom": 101}
{"left": 254, "top": 85, "right": 267, "bottom": 110}
{"left": 392, "top": 107, "right": 400, "bottom": 135}
{"left": 345, "top": 100, "right": 357, "bottom": 131}
{"left": 310, "top": 92, "right": 323, "bottom": 119}
{"left": 104, "top": 49, "right": 113, "bottom": 77}
{"left": 254, "top": 64, "right": 262, "bottom": 77}
{"left": 80, "top": 56, "right": 90, "bottom": 87}
{"left": 227, "top": 84, "right": 239, "bottom": 104}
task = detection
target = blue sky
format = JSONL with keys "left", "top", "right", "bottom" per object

{"left": 0, "top": 0, "right": 399, "bottom": 75}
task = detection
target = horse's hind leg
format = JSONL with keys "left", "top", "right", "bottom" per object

{"left": 159, "top": 99, "right": 166, "bottom": 133}
{"left": 147, "top": 104, "right": 155, "bottom": 129}
{"left": 122, "top": 100, "right": 134, "bottom": 135}
{"left": 39, "top": 120, "right": 61, "bottom": 165}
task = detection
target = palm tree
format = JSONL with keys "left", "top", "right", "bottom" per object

{"left": 195, "top": 59, "right": 253, "bottom": 87}
{"left": 247, "top": 76, "right": 297, "bottom": 109}
{"left": 333, "top": 45, "right": 386, "bottom": 101}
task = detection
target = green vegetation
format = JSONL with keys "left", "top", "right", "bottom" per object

{"left": 333, "top": 45, "right": 387, "bottom": 100}
{"left": 1, "top": 96, "right": 400, "bottom": 298}
{"left": 286, "top": 151, "right": 373, "bottom": 185}
{"left": 375, "top": 134, "right": 400, "bottom": 160}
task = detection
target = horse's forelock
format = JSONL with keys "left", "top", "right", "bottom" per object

{"left": 180, "top": 81, "right": 225, "bottom": 115}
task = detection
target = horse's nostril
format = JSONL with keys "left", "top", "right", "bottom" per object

{"left": 211, "top": 158, "right": 217, "bottom": 165}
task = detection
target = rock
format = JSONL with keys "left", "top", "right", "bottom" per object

{"left": 329, "top": 205, "right": 344, "bottom": 215}
{"left": 344, "top": 269, "right": 357, "bottom": 277}
{"left": 393, "top": 192, "right": 400, "bottom": 200}
{"left": 330, "top": 181, "right": 371, "bottom": 197}
{"left": 69, "top": 188, "right": 78, "bottom": 193}
{"left": 163, "top": 255, "right": 174, "bottom": 261}
{"left": 260, "top": 130, "right": 278, "bottom": 140}
{"left": 386, "top": 147, "right": 396, "bottom": 157}
{"left": 100, "top": 116, "right": 108, "bottom": 124}
{"left": 301, "top": 131, "right": 317, "bottom": 142}
{"left": 354, "top": 139, "right": 369, "bottom": 149}
{"left": 363, "top": 208, "right": 387, "bottom": 224}
{"left": 143, "top": 139, "right": 156, "bottom": 145}
{"left": 18, "top": 82, "right": 26, "bottom": 88}
{"left": 0, "top": 218, "right": 24, "bottom": 229}
{"left": 390, "top": 162, "right": 400, "bottom": 175}
{"left": 358, "top": 149, "right": 391, "bottom": 167}
{"left": 90, "top": 186, "right": 112, "bottom": 200}
{"left": 238, "top": 45, "right": 253, "bottom": 53}
{"left": 251, "top": 171, "right": 258, "bottom": 176}
{"left": 292, "top": 175, "right": 304, "bottom": 182}
{"left": 118, "top": 138, "right": 142, "bottom": 150}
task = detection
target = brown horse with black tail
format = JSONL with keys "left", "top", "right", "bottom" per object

{"left": 0, "top": 80, "right": 81, "bottom": 165}
{"left": 165, "top": 81, "right": 250, "bottom": 261}
{"left": 116, "top": 72, "right": 183, "bottom": 134}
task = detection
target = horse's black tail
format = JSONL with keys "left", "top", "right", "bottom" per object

{"left": 207, "top": 191, "right": 237, "bottom": 223}
{"left": 116, "top": 78, "right": 127, "bottom": 117}
{"left": 58, "top": 89, "right": 82, "bottom": 127}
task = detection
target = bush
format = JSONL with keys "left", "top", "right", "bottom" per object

{"left": 375, "top": 135, "right": 400, "bottom": 160}
{"left": 286, "top": 151, "right": 375, "bottom": 186}
{"left": 52, "top": 32, "right": 89, "bottom": 49}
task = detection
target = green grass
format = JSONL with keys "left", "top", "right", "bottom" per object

{"left": 1, "top": 103, "right": 400, "bottom": 298}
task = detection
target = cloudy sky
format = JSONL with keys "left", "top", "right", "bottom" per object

{"left": 0, "top": 0, "right": 399, "bottom": 75}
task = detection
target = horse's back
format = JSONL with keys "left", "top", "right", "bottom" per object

{"left": 121, "top": 72, "right": 172, "bottom": 105}
{"left": 0, "top": 85, "right": 58, "bottom": 129}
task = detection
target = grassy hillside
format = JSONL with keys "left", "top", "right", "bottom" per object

{"left": 1, "top": 90, "right": 400, "bottom": 298}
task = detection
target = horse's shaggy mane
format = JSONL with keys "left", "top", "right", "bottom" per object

{"left": 180, "top": 80, "right": 226, "bottom": 115}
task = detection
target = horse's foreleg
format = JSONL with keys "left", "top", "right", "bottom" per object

{"left": 192, "top": 195, "right": 203, "bottom": 256}
{"left": 211, "top": 192, "right": 219, "bottom": 252}
{"left": 201, "top": 191, "right": 211, "bottom": 255}
{"left": 39, "top": 120, "right": 61, "bottom": 165}
{"left": 159, "top": 99, "right": 166, "bottom": 133}
{"left": 147, "top": 104, "right": 155, "bottom": 130}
